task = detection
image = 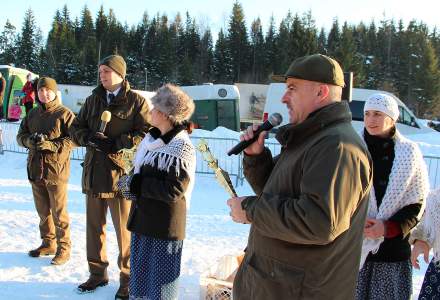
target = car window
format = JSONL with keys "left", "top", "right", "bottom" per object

{"left": 398, "top": 106, "right": 419, "bottom": 128}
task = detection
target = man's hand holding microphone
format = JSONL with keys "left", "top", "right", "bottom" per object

{"left": 226, "top": 113, "right": 282, "bottom": 224}
{"left": 88, "top": 110, "right": 116, "bottom": 154}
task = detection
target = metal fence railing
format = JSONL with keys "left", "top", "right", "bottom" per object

{"left": 2, "top": 120, "right": 440, "bottom": 188}
{"left": 0, "top": 121, "right": 245, "bottom": 186}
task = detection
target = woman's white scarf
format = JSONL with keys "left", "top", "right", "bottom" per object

{"left": 133, "top": 130, "right": 196, "bottom": 209}
{"left": 359, "top": 131, "right": 429, "bottom": 269}
{"left": 414, "top": 189, "right": 440, "bottom": 262}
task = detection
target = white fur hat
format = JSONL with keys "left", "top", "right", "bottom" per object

{"left": 364, "top": 93, "right": 399, "bottom": 121}
{"left": 152, "top": 84, "right": 195, "bottom": 123}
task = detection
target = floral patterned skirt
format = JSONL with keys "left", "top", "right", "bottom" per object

{"left": 419, "top": 258, "right": 440, "bottom": 300}
{"left": 356, "top": 260, "right": 412, "bottom": 300}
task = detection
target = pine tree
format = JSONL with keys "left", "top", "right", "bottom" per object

{"left": 213, "top": 29, "right": 233, "bottom": 83}
{"left": 327, "top": 18, "right": 341, "bottom": 58}
{"left": 431, "top": 27, "right": 440, "bottom": 68}
{"left": 227, "top": 1, "right": 251, "bottom": 82}
{"left": 16, "top": 8, "right": 40, "bottom": 71}
{"left": 78, "top": 5, "right": 97, "bottom": 84}
{"left": 250, "top": 18, "right": 265, "bottom": 83}
{"left": 46, "top": 5, "right": 79, "bottom": 83}
{"left": 143, "top": 16, "right": 160, "bottom": 89}
{"left": 338, "top": 22, "right": 364, "bottom": 85}
{"left": 126, "top": 12, "right": 149, "bottom": 89}
{"left": 364, "top": 21, "right": 380, "bottom": 88}
{"left": 170, "top": 13, "right": 185, "bottom": 82}
{"left": 178, "top": 12, "right": 200, "bottom": 85}
{"left": 317, "top": 28, "right": 327, "bottom": 54}
{"left": 0, "top": 20, "right": 18, "bottom": 65}
{"left": 197, "top": 29, "right": 214, "bottom": 83}
{"left": 300, "top": 11, "right": 318, "bottom": 55}
{"left": 414, "top": 39, "right": 440, "bottom": 116}
{"left": 155, "top": 14, "right": 174, "bottom": 86}
{"left": 95, "top": 5, "right": 108, "bottom": 61}
{"left": 275, "top": 14, "right": 292, "bottom": 74}
{"left": 263, "top": 15, "right": 277, "bottom": 81}
{"left": 287, "top": 14, "right": 305, "bottom": 59}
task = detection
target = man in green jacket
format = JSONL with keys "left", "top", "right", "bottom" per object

{"left": 228, "top": 54, "right": 373, "bottom": 299}
{"left": 17, "top": 77, "right": 75, "bottom": 265}
{"left": 69, "top": 55, "right": 150, "bottom": 300}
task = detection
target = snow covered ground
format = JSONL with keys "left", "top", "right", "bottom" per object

{"left": 0, "top": 124, "right": 439, "bottom": 299}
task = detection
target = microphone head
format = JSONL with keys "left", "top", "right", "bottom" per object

{"left": 268, "top": 113, "right": 283, "bottom": 126}
{"left": 101, "top": 110, "right": 112, "bottom": 122}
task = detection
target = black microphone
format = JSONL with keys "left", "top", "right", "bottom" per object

{"left": 227, "top": 113, "right": 283, "bottom": 156}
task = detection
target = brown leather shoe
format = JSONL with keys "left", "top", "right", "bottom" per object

{"left": 77, "top": 277, "right": 109, "bottom": 294}
{"left": 51, "top": 250, "right": 70, "bottom": 265}
{"left": 28, "top": 244, "right": 57, "bottom": 257}
{"left": 115, "top": 285, "right": 129, "bottom": 300}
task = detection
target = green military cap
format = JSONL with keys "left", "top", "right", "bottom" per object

{"left": 271, "top": 54, "right": 345, "bottom": 87}
{"left": 99, "top": 54, "right": 127, "bottom": 79}
{"left": 37, "top": 77, "right": 58, "bottom": 93}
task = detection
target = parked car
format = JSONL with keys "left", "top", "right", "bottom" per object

{"left": 263, "top": 83, "right": 434, "bottom": 135}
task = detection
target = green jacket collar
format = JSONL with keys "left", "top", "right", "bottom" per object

{"left": 276, "top": 101, "right": 352, "bottom": 147}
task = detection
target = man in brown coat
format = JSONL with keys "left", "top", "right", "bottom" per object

{"left": 69, "top": 55, "right": 150, "bottom": 300}
{"left": 17, "top": 77, "right": 75, "bottom": 265}
{"left": 228, "top": 54, "right": 373, "bottom": 299}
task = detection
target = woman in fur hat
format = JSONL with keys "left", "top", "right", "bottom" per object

{"left": 410, "top": 189, "right": 440, "bottom": 298}
{"left": 356, "top": 93, "right": 430, "bottom": 299}
{"left": 123, "top": 84, "right": 196, "bottom": 300}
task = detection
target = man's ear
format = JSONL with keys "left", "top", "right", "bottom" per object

{"left": 317, "top": 84, "right": 329, "bottom": 102}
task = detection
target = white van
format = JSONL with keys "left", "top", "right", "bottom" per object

{"left": 263, "top": 83, "right": 434, "bottom": 135}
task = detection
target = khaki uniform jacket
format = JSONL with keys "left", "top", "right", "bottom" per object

{"left": 234, "top": 102, "right": 372, "bottom": 300}
{"left": 69, "top": 81, "right": 150, "bottom": 198}
{"left": 17, "top": 98, "right": 75, "bottom": 184}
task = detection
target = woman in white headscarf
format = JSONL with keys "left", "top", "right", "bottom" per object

{"left": 356, "top": 93, "right": 429, "bottom": 299}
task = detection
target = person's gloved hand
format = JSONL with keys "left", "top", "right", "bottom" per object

{"left": 36, "top": 140, "right": 58, "bottom": 152}
{"left": 89, "top": 132, "right": 116, "bottom": 153}
{"left": 129, "top": 173, "right": 142, "bottom": 197}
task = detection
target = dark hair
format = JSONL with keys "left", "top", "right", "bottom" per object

{"left": 180, "top": 120, "right": 195, "bottom": 134}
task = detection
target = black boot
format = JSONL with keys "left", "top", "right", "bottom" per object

{"left": 115, "top": 285, "right": 129, "bottom": 300}
{"left": 77, "top": 277, "right": 109, "bottom": 293}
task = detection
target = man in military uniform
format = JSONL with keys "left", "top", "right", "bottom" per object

{"left": 70, "top": 55, "right": 150, "bottom": 300}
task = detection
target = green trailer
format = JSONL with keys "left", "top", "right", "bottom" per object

{"left": 181, "top": 84, "right": 240, "bottom": 131}
{"left": 0, "top": 65, "right": 38, "bottom": 121}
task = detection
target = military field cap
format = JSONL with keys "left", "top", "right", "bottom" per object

{"left": 271, "top": 54, "right": 345, "bottom": 87}
{"left": 37, "top": 77, "right": 58, "bottom": 94}
{"left": 99, "top": 54, "right": 127, "bottom": 78}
